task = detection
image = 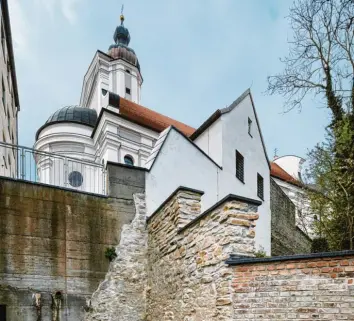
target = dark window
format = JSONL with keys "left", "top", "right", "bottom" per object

{"left": 2, "top": 77, "right": 5, "bottom": 109}
{"left": 0, "top": 304, "right": 6, "bottom": 321}
{"left": 1, "top": 22, "right": 5, "bottom": 61}
{"left": 2, "top": 156, "right": 7, "bottom": 169}
{"left": 257, "top": 173, "right": 264, "bottom": 200}
{"left": 68, "top": 171, "right": 83, "bottom": 187}
{"left": 236, "top": 150, "right": 244, "bottom": 182}
{"left": 248, "top": 117, "right": 252, "bottom": 136}
{"left": 124, "top": 155, "right": 134, "bottom": 166}
{"left": 125, "top": 87, "right": 131, "bottom": 95}
{"left": 7, "top": 108, "right": 10, "bottom": 131}
{"left": 126, "top": 69, "right": 131, "bottom": 74}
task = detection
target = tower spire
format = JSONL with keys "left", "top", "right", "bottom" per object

{"left": 120, "top": 4, "right": 124, "bottom": 25}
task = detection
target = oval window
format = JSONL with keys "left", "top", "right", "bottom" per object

{"left": 124, "top": 155, "right": 134, "bottom": 166}
{"left": 68, "top": 171, "right": 83, "bottom": 187}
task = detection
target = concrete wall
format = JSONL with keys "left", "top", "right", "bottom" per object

{"left": 271, "top": 178, "right": 312, "bottom": 256}
{"left": 107, "top": 162, "right": 145, "bottom": 199}
{"left": 0, "top": 169, "right": 140, "bottom": 321}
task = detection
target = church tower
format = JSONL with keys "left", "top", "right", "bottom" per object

{"left": 107, "top": 13, "right": 142, "bottom": 103}
{"left": 80, "top": 13, "right": 143, "bottom": 113}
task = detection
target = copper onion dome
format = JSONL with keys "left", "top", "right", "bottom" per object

{"left": 108, "top": 14, "right": 140, "bottom": 71}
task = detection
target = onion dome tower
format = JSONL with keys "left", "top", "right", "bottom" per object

{"left": 106, "top": 13, "right": 142, "bottom": 103}
{"left": 108, "top": 14, "right": 140, "bottom": 71}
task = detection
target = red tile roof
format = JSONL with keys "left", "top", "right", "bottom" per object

{"left": 271, "top": 162, "right": 300, "bottom": 185}
{"left": 117, "top": 98, "right": 298, "bottom": 182}
{"left": 119, "top": 97, "right": 195, "bottom": 136}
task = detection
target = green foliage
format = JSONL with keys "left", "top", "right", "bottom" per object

{"left": 306, "top": 119, "right": 354, "bottom": 250}
{"left": 105, "top": 247, "right": 117, "bottom": 262}
{"left": 311, "top": 237, "right": 330, "bottom": 253}
{"left": 266, "top": 0, "right": 354, "bottom": 250}
{"left": 254, "top": 249, "right": 268, "bottom": 258}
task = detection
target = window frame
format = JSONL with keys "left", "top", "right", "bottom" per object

{"left": 124, "top": 154, "right": 134, "bottom": 166}
{"left": 235, "top": 150, "right": 245, "bottom": 183}
{"left": 257, "top": 173, "right": 264, "bottom": 200}
{"left": 248, "top": 117, "right": 253, "bottom": 137}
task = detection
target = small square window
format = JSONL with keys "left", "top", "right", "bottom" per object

{"left": 257, "top": 173, "right": 264, "bottom": 200}
{"left": 125, "top": 87, "right": 131, "bottom": 95}
{"left": 248, "top": 117, "right": 252, "bottom": 137}
{"left": 236, "top": 150, "right": 244, "bottom": 183}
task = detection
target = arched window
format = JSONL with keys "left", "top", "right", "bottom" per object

{"left": 68, "top": 171, "right": 83, "bottom": 187}
{"left": 124, "top": 155, "right": 134, "bottom": 166}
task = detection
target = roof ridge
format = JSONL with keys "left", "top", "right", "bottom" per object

{"left": 220, "top": 88, "right": 251, "bottom": 114}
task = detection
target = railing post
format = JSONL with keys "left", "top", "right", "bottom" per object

{"left": 20, "top": 147, "right": 25, "bottom": 180}
{"left": 102, "top": 168, "right": 106, "bottom": 195}
{"left": 64, "top": 157, "right": 68, "bottom": 187}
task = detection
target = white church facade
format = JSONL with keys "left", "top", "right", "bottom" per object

{"left": 34, "top": 14, "right": 274, "bottom": 253}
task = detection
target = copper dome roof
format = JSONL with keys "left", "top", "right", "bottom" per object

{"left": 107, "top": 15, "right": 140, "bottom": 71}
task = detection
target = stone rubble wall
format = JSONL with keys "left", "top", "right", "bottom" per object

{"left": 85, "top": 193, "right": 147, "bottom": 321}
{"left": 147, "top": 189, "right": 260, "bottom": 321}
{"left": 231, "top": 254, "right": 354, "bottom": 320}
{"left": 270, "top": 178, "right": 311, "bottom": 256}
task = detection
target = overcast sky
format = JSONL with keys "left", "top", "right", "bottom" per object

{"left": 9, "top": 0, "right": 330, "bottom": 159}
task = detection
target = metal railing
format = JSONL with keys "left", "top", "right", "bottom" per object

{"left": 0, "top": 141, "right": 107, "bottom": 195}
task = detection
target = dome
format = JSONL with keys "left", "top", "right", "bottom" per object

{"left": 107, "top": 15, "right": 141, "bottom": 71}
{"left": 36, "top": 106, "right": 97, "bottom": 140}
{"left": 113, "top": 24, "right": 130, "bottom": 46}
{"left": 108, "top": 45, "right": 140, "bottom": 70}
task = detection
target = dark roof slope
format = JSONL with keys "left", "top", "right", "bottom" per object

{"left": 36, "top": 106, "right": 97, "bottom": 140}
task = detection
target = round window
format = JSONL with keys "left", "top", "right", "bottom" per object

{"left": 124, "top": 155, "right": 134, "bottom": 166}
{"left": 68, "top": 171, "right": 83, "bottom": 187}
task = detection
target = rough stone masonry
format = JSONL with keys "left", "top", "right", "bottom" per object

{"left": 146, "top": 188, "right": 261, "bottom": 321}
{"left": 85, "top": 193, "right": 147, "bottom": 321}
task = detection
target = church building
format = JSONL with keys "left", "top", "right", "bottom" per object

{"left": 34, "top": 14, "right": 272, "bottom": 253}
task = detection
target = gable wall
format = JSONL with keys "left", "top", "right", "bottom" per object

{"left": 193, "top": 118, "right": 223, "bottom": 167}
{"left": 219, "top": 95, "right": 271, "bottom": 253}
{"left": 145, "top": 129, "right": 220, "bottom": 215}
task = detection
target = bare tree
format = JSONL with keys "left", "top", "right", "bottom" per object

{"left": 267, "top": 0, "right": 354, "bottom": 123}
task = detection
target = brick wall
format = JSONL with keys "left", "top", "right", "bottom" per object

{"left": 147, "top": 187, "right": 261, "bottom": 320}
{"left": 229, "top": 253, "right": 354, "bottom": 320}
{"left": 0, "top": 177, "right": 136, "bottom": 321}
{"left": 271, "top": 178, "right": 311, "bottom": 256}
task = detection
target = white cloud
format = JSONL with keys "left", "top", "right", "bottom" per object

{"left": 60, "top": 0, "right": 82, "bottom": 24}
{"left": 8, "top": 0, "right": 30, "bottom": 58}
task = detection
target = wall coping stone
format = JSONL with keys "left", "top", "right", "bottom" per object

{"left": 106, "top": 161, "right": 148, "bottom": 172}
{"left": 0, "top": 176, "right": 108, "bottom": 198}
{"left": 146, "top": 186, "right": 205, "bottom": 223}
{"left": 178, "top": 193, "right": 262, "bottom": 233}
{"left": 226, "top": 250, "right": 354, "bottom": 265}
